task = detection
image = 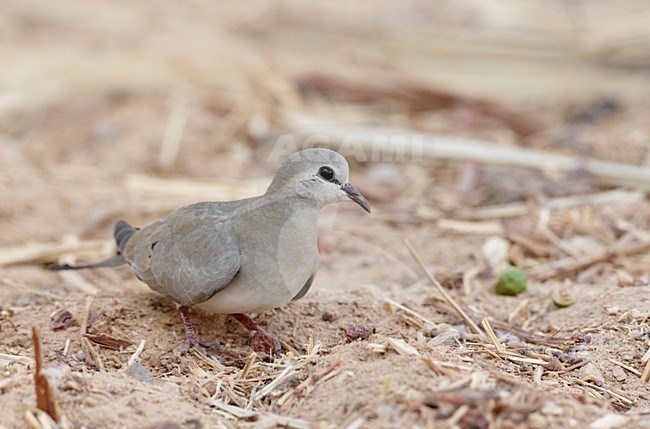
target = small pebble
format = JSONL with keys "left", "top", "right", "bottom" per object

{"left": 611, "top": 365, "right": 627, "bottom": 382}
{"left": 482, "top": 236, "right": 510, "bottom": 275}
{"left": 201, "top": 381, "right": 216, "bottom": 397}
{"left": 546, "top": 357, "right": 565, "bottom": 372}
{"left": 581, "top": 362, "right": 605, "bottom": 384}
{"left": 322, "top": 311, "right": 338, "bottom": 322}
{"left": 127, "top": 362, "right": 154, "bottom": 384}
{"left": 342, "top": 324, "right": 374, "bottom": 342}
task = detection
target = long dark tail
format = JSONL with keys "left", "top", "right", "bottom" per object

{"left": 48, "top": 255, "right": 127, "bottom": 271}
{"left": 114, "top": 220, "right": 136, "bottom": 255}
{"left": 48, "top": 220, "right": 136, "bottom": 271}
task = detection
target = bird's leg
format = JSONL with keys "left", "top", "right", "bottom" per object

{"left": 178, "top": 306, "right": 222, "bottom": 355}
{"left": 232, "top": 313, "right": 281, "bottom": 356}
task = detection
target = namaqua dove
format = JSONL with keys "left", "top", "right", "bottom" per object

{"left": 51, "top": 148, "right": 371, "bottom": 355}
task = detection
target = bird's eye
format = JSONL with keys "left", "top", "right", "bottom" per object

{"left": 318, "top": 166, "right": 335, "bottom": 181}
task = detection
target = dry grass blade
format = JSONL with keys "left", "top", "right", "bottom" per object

{"left": 608, "top": 359, "right": 641, "bottom": 377}
{"left": 0, "top": 274, "right": 60, "bottom": 301}
{"left": 0, "top": 240, "right": 113, "bottom": 267}
{"left": 210, "top": 400, "right": 257, "bottom": 419}
{"left": 56, "top": 271, "right": 100, "bottom": 295}
{"left": 530, "top": 239, "right": 650, "bottom": 281}
{"left": 386, "top": 338, "right": 420, "bottom": 356}
{"left": 254, "top": 364, "right": 296, "bottom": 401}
{"left": 447, "top": 404, "right": 470, "bottom": 427}
{"left": 32, "top": 327, "right": 60, "bottom": 423}
{"left": 0, "top": 353, "right": 33, "bottom": 365}
{"left": 481, "top": 318, "right": 505, "bottom": 353}
{"left": 453, "top": 202, "right": 529, "bottom": 220}
{"left": 641, "top": 359, "right": 650, "bottom": 383}
{"left": 280, "top": 358, "right": 342, "bottom": 408}
{"left": 572, "top": 378, "right": 635, "bottom": 406}
{"left": 641, "top": 346, "right": 650, "bottom": 363}
{"left": 23, "top": 407, "right": 61, "bottom": 429}
{"left": 192, "top": 351, "right": 226, "bottom": 371}
{"left": 260, "top": 413, "right": 311, "bottom": 429}
{"left": 81, "top": 336, "right": 105, "bottom": 372}
{"left": 466, "top": 309, "right": 571, "bottom": 347}
{"left": 422, "top": 355, "right": 475, "bottom": 373}
{"left": 543, "top": 189, "right": 644, "bottom": 211}
{"left": 289, "top": 120, "right": 650, "bottom": 190}
{"left": 404, "top": 238, "right": 483, "bottom": 336}
{"left": 240, "top": 352, "right": 258, "bottom": 379}
{"left": 158, "top": 98, "right": 189, "bottom": 168}
{"left": 123, "top": 175, "right": 268, "bottom": 201}
{"left": 503, "top": 355, "right": 547, "bottom": 365}
{"left": 533, "top": 365, "right": 544, "bottom": 384}
{"left": 451, "top": 190, "right": 641, "bottom": 221}
{"left": 78, "top": 296, "right": 94, "bottom": 338}
{"left": 435, "top": 219, "right": 504, "bottom": 235}
{"left": 125, "top": 340, "right": 146, "bottom": 370}
{"left": 384, "top": 298, "right": 437, "bottom": 327}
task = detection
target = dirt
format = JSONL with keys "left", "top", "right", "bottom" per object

{"left": 3, "top": 1, "right": 650, "bottom": 428}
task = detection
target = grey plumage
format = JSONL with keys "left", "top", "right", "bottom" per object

{"left": 123, "top": 203, "right": 241, "bottom": 306}
{"left": 51, "top": 148, "right": 370, "bottom": 353}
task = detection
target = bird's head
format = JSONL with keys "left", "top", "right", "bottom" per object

{"left": 267, "top": 148, "right": 371, "bottom": 213}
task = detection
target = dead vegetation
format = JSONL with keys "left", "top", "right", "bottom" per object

{"left": 2, "top": 1, "right": 650, "bottom": 428}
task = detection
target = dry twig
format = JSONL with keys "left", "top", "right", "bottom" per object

{"left": 481, "top": 318, "right": 505, "bottom": 354}
{"left": 282, "top": 358, "right": 341, "bottom": 408}
{"left": 78, "top": 296, "right": 94, "bottom": 338}
{"left": 32, "top": 327, "right": 60, "bottom": 422}
{"left": 404, "top": 238, "right": 483, "bottom": 336}
{"left": 530, "top": 239, "right": 650, "bottom": 281}
{"left": 290, "top": 119, "right": 650, "bottom": 190}
{"left": 384, "top": 298, "right": 437, "bottom": 327}
{"left": 125, "top": 340, "right": 146, "bottom": 370}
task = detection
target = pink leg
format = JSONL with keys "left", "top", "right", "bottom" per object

{"left": 178, "top": 306, "right": 222, "bottom": 355}
{"left": 233, "top": 314, "right": 281, "bottom": 356}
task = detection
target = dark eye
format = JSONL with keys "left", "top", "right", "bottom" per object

{"left": 318, "top": 166, "right": 335, "bottom": 181}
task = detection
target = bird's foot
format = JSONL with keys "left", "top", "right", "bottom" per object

{"left": 250, "top": 330, "right": 281, "bottom": 356}
{"left": 233, "top": 313, "right": 281, "bottom": 356}
{"left": 181, "top": 332, "right": 223, "bottom": 356}
{"left": 178, "top": 305, "right": 222, "bottom": 356}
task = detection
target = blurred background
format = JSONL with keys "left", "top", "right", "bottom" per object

{"left": 2, "top": 0, "right": 650, "bottom": 287}
{"left": 2, "top": 0, "right": 650, "bottom": 225}
{"left": 2, "top": 1, "right": 650, "bottom": 426}
{"left": 2, "top": 0, "right": 650, "bottom": 281}
{"left": 0, "top": 0, "right": 650, "bottom": 254}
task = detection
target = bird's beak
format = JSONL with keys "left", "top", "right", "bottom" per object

{"left": 341, "top": 183, "right": 371, "bottom": 214}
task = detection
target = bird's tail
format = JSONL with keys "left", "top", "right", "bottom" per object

{"left": 114, "top": 220, "right": 136, "bottom": 255}
{"left": 48, "top": 220, "right": 136, "bottom": 271}
{"left": 48, "top": 255, "right": 127, "bottom": 271}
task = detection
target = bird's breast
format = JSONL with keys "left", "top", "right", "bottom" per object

{"left": 198, "top": 205, "right": 319, "bottom": 314}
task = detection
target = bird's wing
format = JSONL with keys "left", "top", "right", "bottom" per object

{"left": 123, "top": 203, "right": 240, "bottom": 306}
{"left": 292, "top": 271, "right": 316, "bottom": 301}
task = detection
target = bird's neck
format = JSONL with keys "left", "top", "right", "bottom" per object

{"left": 262, "top": 193, "right": 320, "bottom": 219}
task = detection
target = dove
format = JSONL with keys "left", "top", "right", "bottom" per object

{"left": 51, "top": 148, "right": 371, "bottom": 355}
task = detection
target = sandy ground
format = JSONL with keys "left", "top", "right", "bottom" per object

{"left": 2, "top": 1, "right": 650, "bottom": 428}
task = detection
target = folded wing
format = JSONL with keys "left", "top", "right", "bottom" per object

{"left": 123, "top": 203, "right": 241, "bottom": 306}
